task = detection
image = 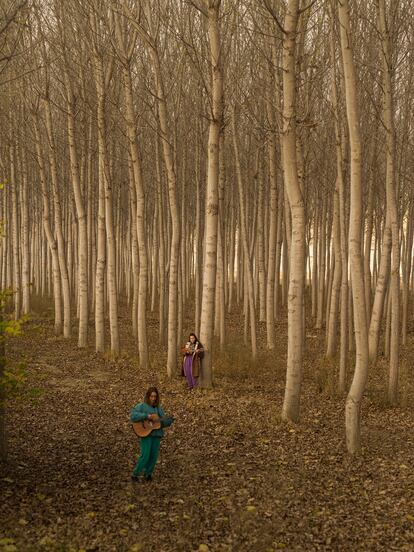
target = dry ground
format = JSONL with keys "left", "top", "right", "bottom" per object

{"left": 1, "top": 307, "right": 414, "bottom": 552}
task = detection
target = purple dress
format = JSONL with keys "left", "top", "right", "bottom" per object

{"left": 183, "top": 342, "right": 199, "bottom": 389}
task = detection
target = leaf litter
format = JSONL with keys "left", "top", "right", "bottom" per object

{"left": 1, "top": 311, "right": 414, "bottom": 551}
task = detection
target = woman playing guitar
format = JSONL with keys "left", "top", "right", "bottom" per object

{"left": 130, "top": 387, "right": 174, "bottom": 482}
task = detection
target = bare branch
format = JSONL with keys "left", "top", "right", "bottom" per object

{"left": 262, "top": 0, "right": 287, "bottom": 35}
{"left": 186, "top": 0, "right": 208, "bottom": 18}
{"left": 299, "top": 0, "right": 317, "bottom": 15}
{"left": 0, "top": 0, "right": 27, "bottom": 37}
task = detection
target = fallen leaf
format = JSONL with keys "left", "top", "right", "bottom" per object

{"left": 38, "top": 536, "right": 55, "bottom": 547}
{"left": 18, "top": 518, "right": 28, "bottom": 525}
{"left": 2, "top": 478, "right": 14, "bottom": 484}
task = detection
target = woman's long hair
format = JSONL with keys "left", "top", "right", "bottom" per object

{"left": 144, "top": 386, "right": 160, "bottom": 406}
{"left": 188, "top": 333, "right": 203, "bottom": 349}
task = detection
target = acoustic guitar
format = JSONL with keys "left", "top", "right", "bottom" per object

{"left": 132, "top": 414, "right": 174, "bottom": 437}
{"left": 132, "top": 416, "right": 162, "bottom": 437}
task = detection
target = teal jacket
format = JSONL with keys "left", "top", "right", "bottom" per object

{"left": 130, "top": 402, "right": 174, "bottom": 438}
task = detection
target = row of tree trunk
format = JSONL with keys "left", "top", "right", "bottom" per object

{"left": 1, "top": 0, "right": 413, "bottom": 453}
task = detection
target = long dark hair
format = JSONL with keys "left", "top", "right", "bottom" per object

{"left": 188, "top": 332, "right": 199, "bottom": 343}
{"left": 144, "top": 386, "right": 159, "bottom": 406}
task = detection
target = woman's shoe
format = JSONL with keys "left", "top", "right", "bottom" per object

{"left": 144, "top": 474, "right": 152, "bottom": 482}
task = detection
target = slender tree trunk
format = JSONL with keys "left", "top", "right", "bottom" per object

{"left": 44, "top": 100, "right": 71, "bottom": 337}
{"left": 33, "top": 118, "right": 63, "bottom": 335}
{"left": 122, "top": 61, "right": 149, "bottom": 368}
{"left": 92, "top": 47, "right": 120, "bottom": 356}
{"left": 217, "top": 136, "right": 226, "bottom": 350}
{"left": 266, "top": 91, "right": 277, "bottom": 350}
{"left": 64, "top": 75, "right": 88, "bottom": 348}
{"left": 155, "top": 137, "right": 167, "bottom": 343}
{"left": 364, "top": 183, "right": 374, "bottom": 322}
{"left": 402, "top": 202, "right": 413, "bottom": 345}
{"left": 339, "top": 0, "right": 369, "bottom": 454}
{"left": 227, "top": 203, "right": 235, "bottom": 313}
{"left": 20, "top": 147, "right": 30, "bottom": 315}
{"left": 275, "top": 186, "right": 283, "bottom": 320}
{"left": 194, "top": 129, "right": 202, "bottom": 335}
{"left": 369, "top": 221, "right": 391, "bottom": 362}
{"left": 281, "top": 0, "right": 306, "bottom": 423}
{"left": 266, "top": 55, "right": 278, "bottom": 349}
{"left": 326, "top": 185, "right": 341, "bottom": 357}
{"left": 128, "top": 161, "right": 139, "bottom": 338}
{"left": 232, "top": 108, "right": 257, "bottom": 358}
{"left": 0, "top": 308, "right": 6, "bottom": 462}
{"left": 95, "top": 154, "right": 106, "bottom": 353}
{"left": 10, "top": 146, "right": 21, "bottom": 321}
{"left": 155, "top": 65, "right": 181, "bottom": 376}
{"left": 199, "top": 0, "right": 223, "bottom": 388}
{"left": 311, "top": 204, "right": 319, "bottom": 319}
{"left": 257, "top": 153, "right": 266, "bottom": 323}
{"left": 329, "top": 16, "right": 348, "bottom": 391}
{"left": 315, "top": 198, "right": 326, "bottom": 329}
{"left": 377, "top": 0, "right": 400, "bottom": 405}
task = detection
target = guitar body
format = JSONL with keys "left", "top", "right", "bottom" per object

{"left": 132, "top": 419, "right": 162, "bottom": 437}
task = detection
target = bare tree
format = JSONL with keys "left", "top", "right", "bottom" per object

{"left": 280, "top": 0, "right": 306, "bottom": 423}
{"left": 338, "top": 0, "right": 369, "bottom": 454}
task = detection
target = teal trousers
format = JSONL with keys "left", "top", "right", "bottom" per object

{"left": 133, "top": 436, "right": 161, "bottom": 477}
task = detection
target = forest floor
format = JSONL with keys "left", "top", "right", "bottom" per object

{"left": 1, "top": 304, "right": 414, "bottom": 552}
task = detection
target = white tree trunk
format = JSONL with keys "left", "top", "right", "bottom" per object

{"left": 377, "top": 0, "right": 400, "bottom": 405}
{"left": 338, "top": 0, "right": 369, "bottom": 454}
{"left": 10, "top": 145, "right": 21, "bottom": 321}
{"left": 326, "top": 186, "right": 341, "bottom": 358}
{"left": 232, "top": 108, "right": 257, "bottom": 358}
{"left": 44, "top": 100, "right": 71, "bottom": 338}
{"left": 33, "top": 118, "right": 63, "bottom": 335}
{"left": 199, "top": 0, "right": 223, "bottom": 388}
{"left": 266, "top": 58, "right": 278, "bottom": 349}
{"left": 20, "top": 147, "right": 30, "bottom": 315}
{"left": 92, "top": 46, "right": 120, "bottom": 356}
{"left": 281, "top": 0, "right": 306, "bottom": 423}
{"left": 64, "top": 74, "right": 88, "bottom": 348}
{"left": 122, "top": 61, "right": 149, "bottom": 368}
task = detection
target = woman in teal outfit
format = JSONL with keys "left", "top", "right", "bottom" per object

{"left": 130, "top": 387, "right": 174, "bottom": 482}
